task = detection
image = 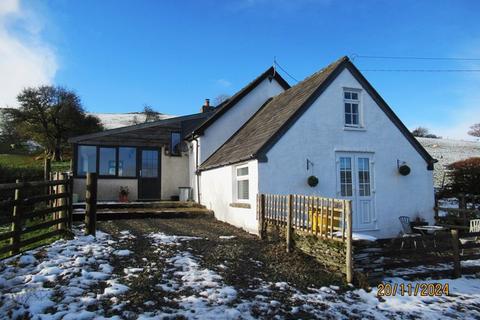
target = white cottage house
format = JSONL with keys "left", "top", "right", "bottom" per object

{"left": 187, "top": 56, "right": 436, "bottom": 239}
{"left": 70, "top": 56, "right": 436, "bottom": 239}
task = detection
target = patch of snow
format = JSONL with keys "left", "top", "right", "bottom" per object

{"left": 333, "top": 231, "right": 377, "bottom": 241}
{"left": 100, "top": 279, "right": 129, "bottom": 297}
{"left": 113, "top": 249, "right": 132, "bottom": 256}
{"left": 147, "top": 232, "right": 202, "bottom": 245}
{"left": 0, "top": 229, "right": 129, "bottom": 318}
{"left": 18, "top": 255, "right": 37, "bottom": 266}
{"left": 219, "top": 235, "right": 236, "bottom": 240}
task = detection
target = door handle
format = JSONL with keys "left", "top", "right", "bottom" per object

{"left": 139, "top": 169, "right": 142, "bottom": 177}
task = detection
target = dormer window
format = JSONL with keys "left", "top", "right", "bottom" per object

{"left": 344, "top": 89, "right": 361, "bottom": 127}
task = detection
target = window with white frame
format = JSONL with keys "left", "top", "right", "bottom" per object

{"left": 344, "top": 89, "right": 361, "bottom": 127}
{"left": 234, "top": 164, "right": 249, "bottom": 201}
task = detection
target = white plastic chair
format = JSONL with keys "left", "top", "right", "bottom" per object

{"left": 399, "top": 216, "right": 423, "bottom": 249}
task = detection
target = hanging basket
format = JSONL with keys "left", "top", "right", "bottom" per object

{"left": 398, "top": 164, "right": 411, "bottom": 176}
{"left": 307, "top": 175, "right": 319, "bottom": 187}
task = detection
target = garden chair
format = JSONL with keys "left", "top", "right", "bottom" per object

{"left": 399, "top": 216, "right": 424, "bottom": 249}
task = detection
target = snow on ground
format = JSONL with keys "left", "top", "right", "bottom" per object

{"left": 90, "top": 113, "right": 175, "bottom": 129}
{"left": 1, "top": 229, "right": 480, "bottom": 319}
{"left": 0, "top": 229, "right": 131, "bottom": 319}
{"left": 141, "top": 231, "right": 480, "bottom": 319}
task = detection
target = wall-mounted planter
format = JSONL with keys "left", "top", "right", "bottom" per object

{"left": 398, "top": 164, "right": 411, "bottom": 176}
{"left": 307, "top": 175, "right": 319, "bottom": 187}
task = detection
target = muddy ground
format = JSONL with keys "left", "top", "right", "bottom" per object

{"left": 97, "top": 216, "right": 345, "bottom": 318}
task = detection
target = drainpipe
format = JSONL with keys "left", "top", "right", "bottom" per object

{"left": 194, "top": 137, "right": 201, "bottom": 203}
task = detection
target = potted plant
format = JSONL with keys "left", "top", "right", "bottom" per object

{"left": 119, "top": 186, "right": 129, "bottom": 203}
{"left": 307, "top": 175, "right": 319, "bottom": 187}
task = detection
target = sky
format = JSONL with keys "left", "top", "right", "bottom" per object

{"left": 0, "top": 0, "right": 479, "bottom": 139}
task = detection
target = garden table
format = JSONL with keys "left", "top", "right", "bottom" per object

{"left": 413, "top": 225, "right": 447, "bottom": 247}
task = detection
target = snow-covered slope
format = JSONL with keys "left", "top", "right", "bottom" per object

{"left": 89, "top": 113, "right": 176, "bottom": 130}
{"left": 417, "top": 137, "right": 480, "bottom": 188}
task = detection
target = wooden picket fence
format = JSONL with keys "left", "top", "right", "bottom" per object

{"left": 257, "top": 193, "right": 353, "bottom": 282}
{"left": 0, "top": 173, "right": 74, "bottom": 258}
{"left": 258, "top": 194, "right": 352, "bottom": 239}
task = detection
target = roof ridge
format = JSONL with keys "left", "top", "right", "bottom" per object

{"left": 200, "top": 56, "right": 348, "bottom": 171}
{"left": 186, "top": 66, "right": 290, "bottom": 138}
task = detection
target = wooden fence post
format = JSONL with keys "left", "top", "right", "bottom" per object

{"left": 58, "top": 173, "right": 67, "bottom": 231}
{"left": 85, "top": 173, "right": 97, "bottom": 236}
{"left": 451, "top": 229, "right": 461, "bottom": 278}
{"left": 345, "top": 200, "right": 353, "bottom": 283}
{"left": 286, "top": 194, "right": 293, "bottom": 253}
{"left": 44, "top": 157, "right": 51, "bottom": 181}
{"left": 10, "top": 179, "right": 22, "bottom": 256}
{"left": 258, "top": 194, "right": 265, "bottom": 239}
{"left": 67, "top": 175, "right": 74, "bottom": 229}
{"left": 44, "top": 157, "right": 51, "bottom": 207}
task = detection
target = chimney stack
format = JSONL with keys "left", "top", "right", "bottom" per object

{"left": 201, "top": 98, "right": 214, "bottom": 113}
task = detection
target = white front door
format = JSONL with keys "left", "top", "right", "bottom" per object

{"left": 336, "top": 153, "right": 376, "bottom": 230}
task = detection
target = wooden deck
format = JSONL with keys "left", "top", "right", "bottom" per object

{"left": 72, "top": 201, "right": 213, "bottom": 221}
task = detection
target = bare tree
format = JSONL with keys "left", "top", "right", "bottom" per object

{"left": 2, "top": 86, "right": 103, "bottom": 160}
{"left": 411, "top": 126, "right": 441, "bottom": 139}
{"left": 142, "top": 105, "right": 162, "bottom": 122}
{"left": 468, "top": 123, "right": 480, "bottom": 137}
{"left": 412, "top": 127, "right": 429, "bottom": 137}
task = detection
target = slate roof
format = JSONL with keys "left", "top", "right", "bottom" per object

{"left": 69, "top": 112, "right": 211, "bottom": 144}
{"left": 200, "top": 56, "right": 435, "bottom": 171}
{"left": 185, "top": 66, "right": 290, "bottom": 139}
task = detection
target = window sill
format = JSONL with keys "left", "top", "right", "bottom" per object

{"left": 229, "top": 202, "right": 251, "bottom": 209}
{"left": 344, "top": 126, "right": 366, "bottom": 132}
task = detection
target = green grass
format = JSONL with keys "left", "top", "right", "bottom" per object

{"left": 0, "top": 154, "right": 70, "bottom": 171}
{"left": 0, "top": 154, "right": 71, "bottom": 258}
{"left": 0, "top": 215, "right": 64, "bottom": 260}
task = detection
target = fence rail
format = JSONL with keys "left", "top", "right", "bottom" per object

{"left": 257, "top": 193, "right": 353, "bottom": 282}
{"left": 0, "top": 173, "right": 74, "bottom": 258}
{"left": 354, "top": 229, "right": 480, "bottom": 282}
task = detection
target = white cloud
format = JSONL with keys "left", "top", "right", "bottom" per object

{"left": 216, "top": 78, "right": 232, "bottom": 88}
{"left": 0, "top": 0, "right": 57, "bottom": 108}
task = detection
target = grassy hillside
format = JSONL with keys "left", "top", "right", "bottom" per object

{"left": 0, "top": 154, "right": 70, "bottom": 183}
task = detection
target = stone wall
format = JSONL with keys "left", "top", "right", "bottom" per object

{"left": 265, "top": 223, "right": 347, "bottom": 275}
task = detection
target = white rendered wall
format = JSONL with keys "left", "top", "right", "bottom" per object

{"left": 73, "top": 178, "right": 138, "bottom": 202}
{"left": 200, "top": 160, "right": 259, "bottom": 234}
{"left": 258, "top": 68, "right": 434, "bottom": 239}
{"left": 161, "top": 146, "right": 190, "bottom": 200}
{"left": 200, "top": 78, "right": 286, "bottom": 163}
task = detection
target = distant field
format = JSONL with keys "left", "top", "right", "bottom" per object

{"left": 0, "top": 154, "right": 70, "bottom": 184}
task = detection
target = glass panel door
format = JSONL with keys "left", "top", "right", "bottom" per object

{"left": 141, "top": 150, "right": 158, "bottom": 178}
{"left": 138, "top": 149, "right": 160, "bottom": 199}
